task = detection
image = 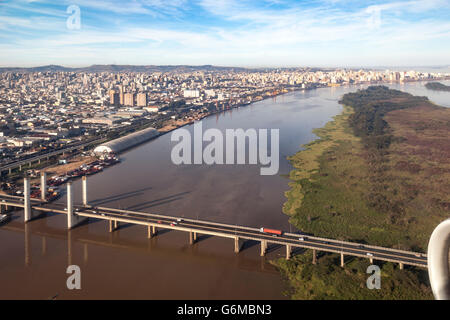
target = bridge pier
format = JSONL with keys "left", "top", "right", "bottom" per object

{"left": 286, "top": 244, "right": 292, "bottom": 260}
{"left": 369, "top": 257, "right": 374, "bottom": 264}
{"left": 260, "top": 240, "right": 267, "bottom": 257}
{"left": 1, "top": 202, "right": 11, "bottom": 213}
{"left": 189, "top": 231, "right": 197, "bottom": 245}
{"left": 66, "top": 182, "right": 87, "bottom": 229}
{"left": 40, "top": 171, "right": 47, "bottom": 201}
{"left": 67, "top": 182, "right": 74, "bottom": 229}
{"left": 312, "top": 249, "right": 317, "bottom": 265}
{"left": 340, "top": 253, "right": 345, "bottom": 267}
{"left": 399, "top": 263, "right": 404, "bottom": 270}
{"left": 24, "top": 177, "right": 32, "bottom": 222}
{"left": 114, "top": 220, "right": 119, "bottom": 230}
{"left": 147, "top": 225, "right": 154, "bottom": 238}
{"left": 8, "top": 168, "right": 11, "bottom": 175}
{"left": 82, "top": 176, "right": 87, "bottom": 206}
{"left": 234, "top": 237, "right": 240, "bottom": 253}
{"left": 109, "top": 220, "right": 113, "bottom": 232}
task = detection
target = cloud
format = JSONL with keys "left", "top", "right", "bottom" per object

{"left": 0, "top": 0, "right": 449, "bottom": 66}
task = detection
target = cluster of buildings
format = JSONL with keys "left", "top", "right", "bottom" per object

{"left": 0, "top": 67, "right": 448, "bottom": 165}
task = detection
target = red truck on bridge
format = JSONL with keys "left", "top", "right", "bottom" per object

{"left": 260, "top": 227, "right": 283, "bottom": 236}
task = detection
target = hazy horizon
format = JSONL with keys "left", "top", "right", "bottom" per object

{"left": 0, "top": 63, "right": 449, "bottom": 71}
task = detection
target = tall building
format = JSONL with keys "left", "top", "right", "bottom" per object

{"left": 124, "top": 93, "right": 135, "bottom": 106}
{"left": 137, "top": 92, "right": 147, "bottom": 107}
{"left": 109, "top": 90, "right": 119, "bottom": 106}
{"left": 119, "top": 85, "right": 124, "bottom": 105}
{"left": 183, "top": 89, "right": 200, "bottom": 98}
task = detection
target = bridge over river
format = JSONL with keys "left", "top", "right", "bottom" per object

{"left": 0, "top": 174, "right": 427, "bottom": 270}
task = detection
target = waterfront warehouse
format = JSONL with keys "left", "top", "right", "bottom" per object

{"left": 94, "top": 127, "right": 159, "bottom": 154}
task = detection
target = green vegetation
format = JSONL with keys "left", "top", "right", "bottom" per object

{"left": 276, "top": 86, "right": 450, "bottom": 300}
{"left": 425, "top": 82, "right": 450, "bottom": 91}
{"left": 273, "top": 253, "right": 432, "bottom": 300}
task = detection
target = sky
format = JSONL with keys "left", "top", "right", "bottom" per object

{"left": 0, "top": 0, "right": 449, "bottom": 68}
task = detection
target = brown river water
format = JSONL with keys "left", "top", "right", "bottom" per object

{"left": 1, "top": 81, "right": 449, "bottom": 299}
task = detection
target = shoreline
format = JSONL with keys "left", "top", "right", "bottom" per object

{"left": 156, "top": 76, "right": 450, "bottom": 139}
{"left": 274, "top": 86, "right": 448, "bottom": 299}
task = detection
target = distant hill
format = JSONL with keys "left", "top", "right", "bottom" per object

{"left": 0, "top": 64, "right": 333, "bottom": 74}
{"left": 0, "top": 64, "right": 266, "bottom": 73}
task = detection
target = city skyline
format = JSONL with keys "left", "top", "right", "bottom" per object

{"left": 0, "top": 0, "right": 450, "bottom": 68}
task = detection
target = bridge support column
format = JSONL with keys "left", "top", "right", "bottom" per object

{"left": 189, "top": 232, "right": 194, "bottom": 245}
{"left": 312, "top": 249, "right": 317, "bottom": 265}
{"left": 114, "top": 220, "right": 119, "bottom": 230}
{"left": 19, "top": 164, "right": 22, "bottom": 171}
{"left": 82, "top": 176, "right": 87, "bottom": 206}
{"left": 28, "top": 162, "right": 32, "bottom": 167}
{"left": 66, "top": 182, "right": 86, "bottom": 229}
{"left": 147, "top": 225, "right": 153, "bottom": 238}
{"left": 1, "top": 203, "right": 10, "bottom": 213}
{"left": 8, "top": 168, "right": 11, "bottom": 175}
{"left": 369, "top": 257, "right": 374, "bottom": 264}
{"left": 24, "top": 177, "right": 32, "bottom": 222}
{"left": 193, "top": 232, "right": 197, "bottom": 241}
{"left": 286, "top": 245, "right": 292, "bottom": 260}
{"left": 67, "top": 182, "right": 74, "bottom": 229}
{"left": 40, "top": 171, "right": 47, "bottom": 201}
{"left": 234, "top": 237, "right": 240, "bottom": 253}
{"left": 340, "top": 253, "right": 345, "bottom": 267}
{"left": 260, "top": 240, "right": 267, "bottom": 257}
{"left": 109, "top": 220, "right": 113, "bottom": 232}
{"left": 399, "top": 263, "right": 404, "bottom": 270}
{"left": 152, "top": 226, "right": 156, "bottom": 235}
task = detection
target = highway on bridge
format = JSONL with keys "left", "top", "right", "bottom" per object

{"left": 0, "top": 193, "right": 427, "bottom": 269}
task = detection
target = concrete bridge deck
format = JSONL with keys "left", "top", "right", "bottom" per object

{"left": 0, "top": 176, "right": 427, "bottom": 269}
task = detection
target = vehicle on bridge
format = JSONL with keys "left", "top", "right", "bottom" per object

{"left": 260, "top": 227, "right": 283, "bottom": 236}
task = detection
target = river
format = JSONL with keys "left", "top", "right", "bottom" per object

{"left": 1, "top": 80, "right": 449, "bottom": 299}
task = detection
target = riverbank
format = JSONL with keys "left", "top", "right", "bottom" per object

{"left": 425, "top": 82, "right": 450, "bottom": 91}
{"left": 275, "top": 86, "right": 450, "bottom": 299}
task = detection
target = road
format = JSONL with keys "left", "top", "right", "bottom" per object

{"left": 0, "top": 138, "right": 103, "bottom": 173}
